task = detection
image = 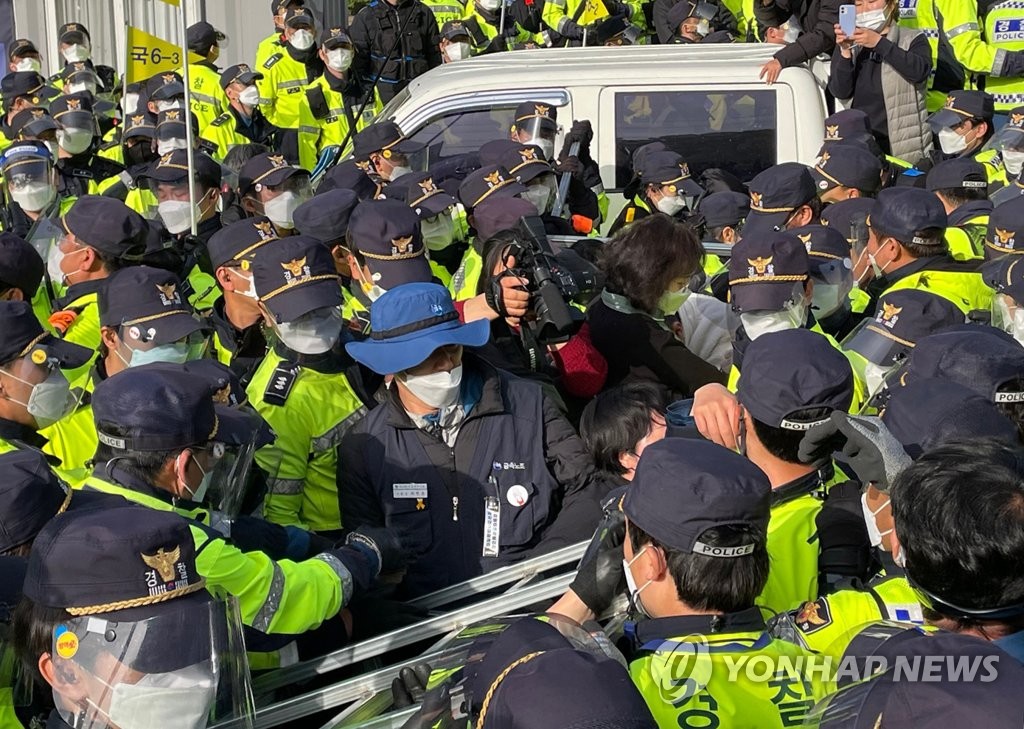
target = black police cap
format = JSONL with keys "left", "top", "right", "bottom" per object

{"left": 58, "top": 22, "right": 91, "bottom": 44}
{"left": 294, "top": 189, "right": 360, "bottom": 244}
{"left": 60, "top": 60, "right": 98, "bottom": 84}
{"left": 219, "top": 63, "right": 264, "bottom": 90}
{"left": 811, "top": 143, "right": 882, "bottom": 194}
{"left": 347, "top": 199, "right": 433, "bottom": 290}
{"left": 0, "top": 232, "right": 44, "bottom": 298}
{"left": 62, "top": 196, "right": 148, "bottom": 259}
{"left": 93, "top": 362, "right": 259, "bottom": 452}
{"left": 0, "top": 301, "right": 92, "bottom": 369}
{"left": 595, "top": 15, "right": 632, "bottom": 44}
{"left": 499, "top": 144, "right": 552, "bottom": 184}
{"left": 1, "top": 71, "right": 47, "bottom": 103}
{"left": 207, "top": 216, "right": 280, "bottom": 270}
{"left": 472, "top": 196, "right": 539, "bottom": 243}
{"left": 458, "top": 164, "right": 527, "bottom": 210}
{"left": 352, "top": 121, "right": 419, "bottom": 160}
{"left": 0, "top": 449, "right": 69, "bottom": 554}
{"left": 439, "top": 20, "right": 472, "bottom": 41}
{"left": 284, "top": 7, "right": 315, "bottom": 27}
{"left": 251, "top": 234, "right": 340, "bottom": 322}
{"left": 822, "top": 108, "right": 871, "bottom": 143}
{"left": 317, "top": 158, "right": 380, "bottom": 200}
{"left": 9, "top": 38, "right": 39, "bottom": 60}
{"left": 238, "top": 152, "right": 308, "bottom": 196}
{"left": 98, "top": 266, "right": 205, "bottom": 345}
{"left": 49, "top": 94, "right": 95, "bottom": 128}
{"left": 321, "top": 27, "right": 353, "bottom": 49}
{"left": 738, "top": 328, "right": 854, "bottom": 428}
{"left": 744, "top": 162, "right": 817, "bottom": 235}
{"left": 728, "top": 231, "right": 809, "bottom": 312}
{"left": 846, "top": 289, "right": 964, "bottom": 367}
{"left": 122, "top": 111, "right": 156, "bottom": 139}
{"left": 790, "top": 224, "right": 852, "bottom": 280}
{"left": 143, "top": 148, "right": 222, "bottom": 188}
{"left": 623, "top": 438, "right": 771, "bottom": 554}
{"left": 24, "top": 503, "right": 209, "bottom": 622}
{"left": 155, "top": 108, "right": 198, "bottom": 140}
{"left": 271, "top": 0, "right": 305, "bottom": 12}
{"left": 385, "top": 172, "right": 458, "bottom": 218}
{"left": 698, "top": 191, "right": 749, "bottom": 229}
{"left": 638, "top": 150, "right": 703, "bottom": 196}
{"left": 926, "top": 156, "right": 988, "bottom": 193}
{"left": 820, "top": 196, "right": 874, "bottom": 247}
{"left": 983, "top": 255, "right": 1024, "bottom": 302}
{"left": 478, "top": 139, "right": 520, "bottom": 166}
{"left": 928, "top": 89, "right": 995, "bottom": 131}
{"left": 903, "top": 324, "right": 1024, "bottom": 404}
{"left": 883, "top": 378, "right": 1018, "bottom": 460}
{"left": 145, "top": 71, "right": 183, "bottom": 99}
{"left": 187, "top": 21, "right": 224, "bottom": 53}
{"left": 867, "top": 187, "right": 947, "bottom": 246}
{"left": 985, "top": 194, "right": 1024, "bottom": 259}
{"left": 10, "top": 107, "right": 58, "bottom": 139}
{"left": 512, "top": 101, "right": 558, "bottom": 132}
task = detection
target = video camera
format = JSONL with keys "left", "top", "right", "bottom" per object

{"left": 505, "top": 215, "right": 604, "bottom": 345}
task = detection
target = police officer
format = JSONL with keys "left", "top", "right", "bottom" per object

{"left": 184, "top": 21, "right": 229, "bottom": 131}
{"left": 462, "top": 0, "right": 538, "bottom": 53}
{"left": 0, "top": 301, "right": 90, "bottom": 455}
{"left": 0, "top": 72, "right": 54, "bottom": 150}
{"left": 7, "top": 107, "right": 60, "bottom": 152}
{"left": 498, "top": 141, "right": 600, "bottom": 232}
{"left": 350, "top": 0, "right": 442, "bottom": 101}
{"left": 608, "top": 150, "right": 704, "bottom": 234}
{"left": 49, "top": 95, "right": 123, "bottom": 199}
{"left": 7, "top": 38, "right": 42, "bottom": 76}
{"left": 257, "top": 0, "right": 307, "bottom": 71}
{"left": 821, "top": 195, "right": 875, "bottom": 309}
{"left": 985, "top": 252, "right": 1024, "bottom": 346}
{"left": 742, "top": 162, "right": 821, "bottom": 237}
{"left": 143, "top": 72, "right": 185, "bottom": 116}
{"left": 985, "top": 187, "right": 1024, "bottom": 262}
{"left": 340, "top": 282, "right": 603, "bottom": 597}
{"left": 247, "top": 235, "right": 369, "bottom": 535}
{"left": 237, "top": 151, "right": 312, "bottom": 233}
{"left": 298, "top": 27, "right": 382, "bottom": 171}
{"left": 257, "top": 7, "right": 325, "bottom": 164}
{"left": 47, "top": 196, "right": 147, "bottom": 353}
{"left": 542, "top": 0, "right": 634, "bottom": 47}
{"left": 201, "top": 63, "right": 281, "bottom": 162}
{"left": 94, "top": 111, "right": 158, "bottom": 201}
{"left": 383, "top": 171, "right": 463, "bottom": 286}
{"left": 925, "top": 90, "right": 1005, "bottom": 186}
{"left": 0, "top": 233, "right": 44, "bottom": 316}
{"left": 438, "top": 19, "right": 473, "bottom": 61}
{"left": 140, "top": 148, "right": 223, "bottom": 310}
{"left": 12, "top": 505, "right": 258, "bottom": 729}
{"left": 606, "top": 438, "right": 826, "bottom": 725}
{"left": 926, "top": 156, "right": 992, "bottom": 260}
{"left": 79, "top": 363, "right": 400, "bottom": 638}
{"left": 991, "top": 105, "right": 1024, "bottom": 192}
{"left": 811, "top": 142, "right": 883, "bottom": 204}
{"left": 793, "top": 224, "right": 858, "bottom": 339}
{"left": 858, "top": 186, "right": 992, "bottom": 315}
{"left": 841, "top": 288, "right": 965, "bottom": 400}
{"left": 697, "top": 190, "right": 748, "bottom": 246}
{"left": 0, "top": 142, "right": 63, "bottom": 241}
{"left": 205, "top": 217, "right": 276, "bottom": 381}
{"left": 352, "top": 120, "right": 421, "bottom": 186}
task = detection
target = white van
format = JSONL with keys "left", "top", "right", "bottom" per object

{"left": 375, "top": 43, "right": 828, "bottom": 225}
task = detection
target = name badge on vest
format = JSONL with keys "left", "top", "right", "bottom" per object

{"left": 993, "top": 19, "right": 1024, "bottom": 43}
{"left": 482, "top": 496, "right": 500, "bottom": 558}
{"left": 393, "top": 483, "right": 429, "bottom": 500}
{"left": 899, "top": 0, "right": 917, "bottom": 19}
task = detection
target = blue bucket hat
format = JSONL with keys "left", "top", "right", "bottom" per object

{"left": 346, "top": 282, "right": 490, "bottom": 374}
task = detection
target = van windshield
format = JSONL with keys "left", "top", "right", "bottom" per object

{"left": 379, "top": 87, "right": 412, "bottom": 124}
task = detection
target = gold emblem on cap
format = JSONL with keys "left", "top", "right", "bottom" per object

{"left": 418, "top": 177, "right": 437, "bottom": 194}
{"left": 212, "top": 385, "right": 231, "bottom": 405}
{"left": 31, "top": 108, "right": 45, "bottom": 119}
{"left": 519, "top": 147, "right": 537, "bottom": 162}
{"left": 945, "top": 95, "right": 956, "bottom": 109}
{"left": 254, "top": 220, "right": 275, "bottom": 239}
{"left": 142, "top": 546, "right": 182, "bottom": 582}
{"left": 879, "top": 302, "right": 902, "bottom": 327}
{"left": 156, "top": 282, "right": 177, "bottom": 300}
{"left": 392, "top": 235, "right": 414, "bottom": 254}
{"left": 68, "top": 23, "right": 80, "bottom": 31}
{"left": 484, "top": 170, "right": 503, "bottom": 186}
{"left": 679, "top": 162, "right": 691, "bottom": 178}
{"left": 268, "top": 154, "right": 287, "bottom": 168}
{"left": 162, "top": 73, "right": 176, "bottom": 84}
{"left": 131, "top": 114, "right": 145, "bottom": 125}
{"left": 996, "top": 228, "right": 1017, "bottom": 248}
{"left": 819, "top": 151, "right": 830, "bottom": 164}
{"left": 748, "top": 255, "right": 773, "bottom": 276}
{"left": 1012, "top": 113, "right": 1024, "bottom": 128}
{"left": 165, "top": 110, "right": 181, "bottom": 122}
{"left": 330, "top": 27, "right": 343, "bottom": 36}
{"left": 66, "top": 97, "right": 81, "bottom": 111}
{"left": 158, "top": 152, "right": 174, "bottom": 166}
{"left": 750, "top": 191, "right": 763, "bottom": 208}
{"left": 798, "top": 233, "right": 813, "bottom": 250}
{"left": 30, "top": 349, "right": 47, "bottom": 365}
{"left": 534, "top": 104, "right": 550, "bottom": 117}
{"left": 281, "top": 257, "right": 308, "bottom": 277}
{"left": 825, "top": 124, "right": 839, "bottom": 139}
{"left": 238, "top": 64, "right": 250, "bottom": 73}
{"left": 355, "top": 160, "right": 371, "bottom": 171}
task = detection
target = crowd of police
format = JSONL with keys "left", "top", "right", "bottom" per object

{"left": 1, "top": 0, "right": 1024, "bottom": 727}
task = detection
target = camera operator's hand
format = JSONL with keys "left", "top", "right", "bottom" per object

{"left": 484, "top": 273, "right": 530, "bottom": 322}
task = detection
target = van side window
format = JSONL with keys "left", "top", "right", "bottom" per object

{"left": 613, "top": 90, "right": 777, "bottom": 189}
{"left": 404, "top": 107, "right": 520, "bottom": 167}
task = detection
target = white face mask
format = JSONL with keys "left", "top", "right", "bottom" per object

{"left": 62, "top": 44, "right": 90, "bottom": 63}
{"left": 264, "top": 191, "right": 304, "bottom": 230}
{"left": 93, "top": 666, "right": 217, "bottom": 729}
{"left": 158, "top": 199, "right": 199, "bottom": 235}
{"left": 47, "top": 244, "right": 70, "bottom": 286}
{"left": 657, "top": 286, "right": 690, "bottom": 315}
{"left": 656, "top": 194, "right": 687, "bottom": 216}
{"left": 157, "top": 137, "right": 189, "bottom": 157}
{"left": 66, "top": 81, "right": 97, "bottom": 96}
{"left": 421, "top": 214, "right": 456, "bottom": 250}
{"left": 58, "top": 127, "right": 94, "bottom": 155}
{"left": 289, "top": 29, "right": 316, "bottom": 51}
{"left": 387, "top": 165, "right": 413, "bottom": 182}
{"left": 274, "top": 307, "right": 343, "bottom": 354}
{"left": 123, "top": 92, "right": 141, "bottom": 114}
{"left": 11, "top": 181, "right": 56, "bottom": 213}
{"left": 781, "top": 19, "right": 801, "bottom": 43}
{"left": 327, "top": 48, "right": 354, "bottom": 72}
{"left": 862, "top": 360, "right": 890, "bottom": 397}
{"left": 740, "top": 298, "right": 808, "bottom": 340}
{"left": 521, "top": 180, "right": 556, "bottom": 214}
{"left": 181, "top": 452, "right": 216, "bottom": 503}
{"left": 994, "top": 296, "right": 1024, "bottom": 345}
{"left": 856, "top": 8, "right": 888, "bottom": 31}
{"left": 695, "top": 18, "right": 711, "bottom": 37}
{"left": 622, "top": 546, "right": 652, "bottom": 618}
{"left": 446, "top": 42, "right": 471, "bottom": 62}
{"left": 938, "top": 126, "right": 968, "bottom": 155}
{"left": 1004, "top": 149, "right": 1024, "bottom": 177}
{"left": 861, "top": 492, "right": 892, "bottom": 549}
{"left": 231, "top": 268, "right": 260, "bottom": 300}
{"left": 4, "top": 367, "right": 76, "bottom": 428}
{"left": 526, "top": 136, "right": 555, "bottom": 161}
{"left": 14, "top": 57, "right": 42, "bottom": 73}
{"left": 400, "top": 364, "right": 463, "bottom": 410}
{"left": 156, "top": 99, "right": 183, "bottom": 113}
{"left": 238, "top": 85, "right": 262, "bottom": 107}
{"left": 479, "top": 0, "right": 502, "bottom": 11}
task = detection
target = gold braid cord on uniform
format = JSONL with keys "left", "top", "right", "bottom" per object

{"left": 475, "top": 651, "right": 546, "bottom": 729}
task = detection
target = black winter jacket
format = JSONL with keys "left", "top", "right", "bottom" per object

{"left": 349, "top": 0, "right": 442, "bottom": 102}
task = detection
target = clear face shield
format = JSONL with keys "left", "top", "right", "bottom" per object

{"left": 261, "top": 174, "right": 313, "bottom": 230}
{"left": 200, "top": 425, "right": 266, "bottom": 520}
{"left": 809, "top": 257, "right": 854, "bottom": 320}
{"left": 114, "top": 322, "right": 208, "bottom": 369}
{"left": 420, "top": 207, "right": 458, "bottom": 251}
{"left": 992, "top": 292, "right": 1024, "bottom": 346}
{"left": 48, "top": 596, "right": 254, "bottom": 729}
{"left": 0, "top": 354, "right": 83, "bottom": 429}
{"left": 2, "top": 155, "right": 56, "bottom": 215}
{"left": 728, "top": 281, "right": 810, "bottom": 342}
{"left": 56, "top": 112, "right": 99, "bottom": 156}
{"left": 520, "top": 172, "right": 558, "bottom": 215}
{"left": 514, "top": 118, "right": 558, "bottom": 160}
{"left": 988, "top": 125, "right": 1024, "bottom": 176}
{"left": 64, "top": 69, "right": 101, "bottom": 97}
{"left": 840, "top": 321, "right": 911, "bottom": 401}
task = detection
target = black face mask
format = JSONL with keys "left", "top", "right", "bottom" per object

{"left": 125, "top": 142, "right": 157, "bottom": 168}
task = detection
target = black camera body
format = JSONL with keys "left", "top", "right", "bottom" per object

{"left": 510, "top": 215, "right": 604, "bottom": 344}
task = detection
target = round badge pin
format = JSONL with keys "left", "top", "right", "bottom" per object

{"left": 507, "top": 484, "right": 529, "bottom": 507}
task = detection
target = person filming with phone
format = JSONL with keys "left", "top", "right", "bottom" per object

{"left": 829, "top": 0, "right": 933, "bottom": 163}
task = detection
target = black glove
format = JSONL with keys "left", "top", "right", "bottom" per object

{"left": 347, "top": 525, "right": 408, "bottom": 575}
{"left": 554, "top": 155, "right": 585, "bottom": 182}
{"left": 392, "top": 663, "right": 433, "bottom": 708}
{"left": 486, "top": 34, "right": 508, "bottom": 53}
{"left": 798, "top": 412, "right": 911, "bottom": 492}
{"left": 560, "top": 120, "right": 594, "bottom": 162}
{"left": 228, "top": 516, "right": 290, "bottom": 559}
{"left": 399, "top": 682, "right": 456, "bottom": 729}
{"left": 569, "top": 510, "right": 627, "bottom": 615}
